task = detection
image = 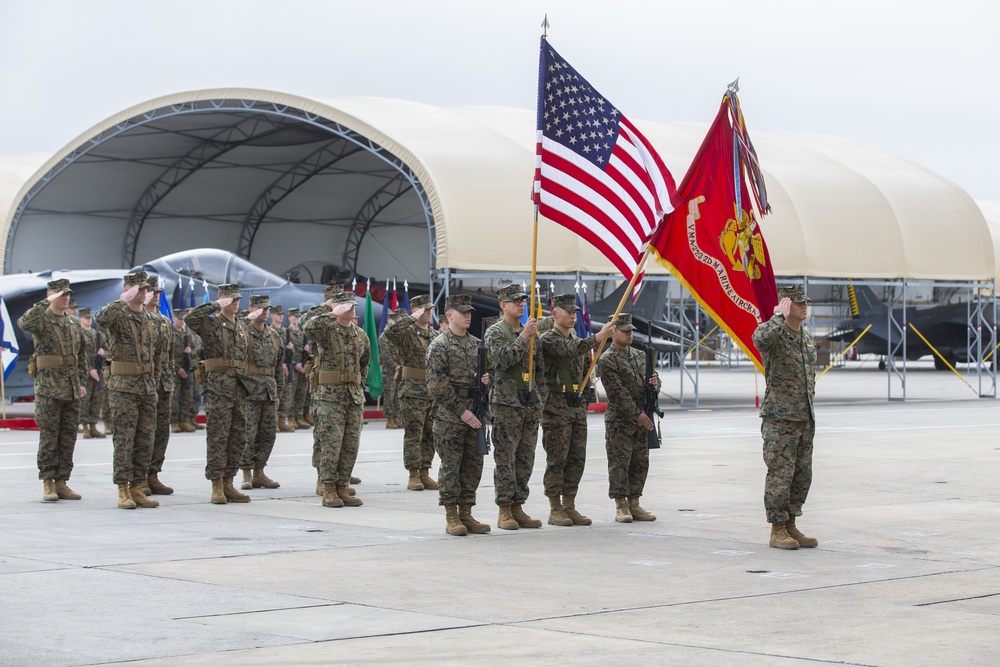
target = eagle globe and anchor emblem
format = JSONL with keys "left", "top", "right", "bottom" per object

{"left": 718, "top": 206, "right": 767, "bottom": 280}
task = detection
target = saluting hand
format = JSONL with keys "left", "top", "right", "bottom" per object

{"left": 47, "top": 290, "right": 65, "bottom": 302}
{"left": 120, "top": 286, "right": 139, "bottom": 302}
{"left": 216, "top": 297, "right": 234, "bottom": 309}
{"left": 332, "top": 303, "right": 353, "bottom": 316}
{"left": 774, "top": 297, "right": 792, "bottom": 318}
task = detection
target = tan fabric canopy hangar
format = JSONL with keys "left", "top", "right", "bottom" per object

{"left": 1, "top": 89, "right": 993, "bottom": 281}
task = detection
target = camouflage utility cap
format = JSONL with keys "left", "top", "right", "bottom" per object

{"left": 67, "top": 298, "right": 78, "bottom": 308}
{"left": 484, "top": 315, "right": 500, "bottom": 329}
{"left": 123, "top": 272, "right": 148, "bottom": 288}
{"left": 249, "top": 295, "right": 270, "bottom": 309}
{"left": 145, "top": 277, "right": 162, "bottom": 293}
{"left": 173, "top": 308, "right": 187, "bottom": 317}
{"left": 410, "top": 294, "right": 434, "bottom": 311}
{"left": 333, "top": 291, "right": 356, "bottom": 305}
{"left": 552, "top": 294, "right": 581, "bottom": 312}
{"left": 323, "top": 283, "right": 344, "bottom": 300}
{"left": 778, "top": 284, "right": 811, "bottom": 303}
{"left": 269, "top": 305, "right": 283, "bottom": 315}
{"left": 46, "top": 278, "right": 74, "bottom": 294}
{"left": 287, "top": 307, "right": 301, "bottom": 316}
{"left": 218, "top": 283, "right": 241, "bottom": 299}
{"left": 445, "top": 294, "right": 475, "bottom": 312}
{"left": 496, "top": 284, "right": 527, "bottom": 303}
{"left": 78, "top": 307, "right": 92, "bottom": 317}
{"left": 387, "top": 308, "right": 405, "bottom": 321}
{"left": 610, "top": 313, "right": 637, "bottom": 331}
{"left": 536, "top": 315, "right": 555, "bottom": 333}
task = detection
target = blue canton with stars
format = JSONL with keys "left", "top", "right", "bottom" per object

{"left": 538, "top": 41, "right": 622, "bottom": 169}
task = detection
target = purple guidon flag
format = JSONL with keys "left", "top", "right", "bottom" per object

{"left": 533, "top": 38, "right": 676, "bottom": 297}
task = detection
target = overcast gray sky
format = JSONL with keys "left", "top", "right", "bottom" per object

{"left": 2, "top": 0, "right": 998, "bottom": 199}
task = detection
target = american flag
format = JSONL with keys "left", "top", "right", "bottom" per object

{"left": 533, "top": 38, "right": 676, "bottom": 296}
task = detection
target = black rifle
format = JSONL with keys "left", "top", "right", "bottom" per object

{"left": 474, "top": 322, "right": 493, "bottom": 455}
{"left": 284, "top": 327, "right": 293, "bottom": 378}
{"left": 643, "top": 328, "right": 663, "bottom": 449}
{"left": 182, "top": 332, "right": 191, "bottom": 388}
{"left": 94, "top": 327, "right": 105, "bottom": 390}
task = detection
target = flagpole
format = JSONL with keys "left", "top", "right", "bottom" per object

{"left": 579, "top": 249, "right": 651, "bottom": 392}
{"left": 527, "top": 204, "right": 540, "bottom": 387}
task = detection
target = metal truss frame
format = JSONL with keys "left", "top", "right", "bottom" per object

{"left": 341, "top": 172, "right": 416, "bottom": 276}
{"left": 5, "top": 98, "right": 434, "bottom": 273}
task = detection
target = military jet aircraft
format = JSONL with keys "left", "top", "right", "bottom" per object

{"left": 826, "top": 283, "right": 995, "bottom": 370}
{"left": 0, "top": 248, "right": 355, "bottom": 398}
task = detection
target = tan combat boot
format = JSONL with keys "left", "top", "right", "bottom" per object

{"left": 130, "top": 481, "right": 159, "bottom": 508}
{"left": 547, "top": 495, "right": 572, "bottom": 526}
{"left": 445, "top": 504, "right": 468, "bottom": 536}
{"left": 191, "top": 420, "right": 204, "bottom": 431}
{"left": 497, "top": 505, "right": 519, "bottom": 530}
{"left": 350, "top": 475, "right": 362, "bottom": 484}
{"left": 140, "top": 479, "right": 152, "bottom": 496}
{"left": 223, "top": 477, "right": 251, "bottom": 503}
{"left": 305, "top": 412, "right": 315, "bottom": 426}
{"left": 210, "top": 479, "right": 227, "bottom": 504}
{"left": 253, "top": 468, "right": 280, "bottom": 489}
{"left": 90, "top": 423, "right": 106, "bottom": 438}
{"left": 294, "top": 417, "right": 310, "bottom": 429}
{"left": 769, "top": 522, "right": 800, "bottom": 550}
{"left": 322, "top": 482, "right": 343, "bottom": 507}
{"left": 316, "top": 476, "right": 323, "bottom": 496}
{"left": 54, "top": 480, "right": 81, "bottom": 500}
{"left": 511, "top": 503, "right": 542, "bottom": 529}
{"left": 627, "top": 496, "right": 656, "bottom": 522}
{"left": 614, "top": 497, "right": 632, "bottom": 523}
{"left": 42, "top": 479, "right": 58, "bottom": 502}
{"left": 277, "top": 417, "right": 294, "bottom": 433}
{"left": 81, "top": 425, "right": 92, "bottom": 439}
{"left": 419, "top": 468, "right": 439, "bottom": 490}
{"left": 118, "top": 483, "right": 137, "bottom": 509}
{"left": 240, "top": 468, "right": 253, "bottom": 490}
{"left": 459, "top": 504, "right": 491, "bottom": 534}
{"left": 337, "top": 484, "right": 362, "bottom": 506}
{"left": 147, "top": 473, "right": 174, "bottom": 495}
{"left": 562, "top": 494, "right": 592, "bottom": 525}
{"left": 104, "top": 422, "right": 113, "bottom": 435}
{"left": 785, "top": 517, "right": 819, "bottom": 548}
{"left": 171, "top": 423, "right": 183, "bottom": 434}
{"left": 407, "top": 468, "right": 424, "bottom": 491}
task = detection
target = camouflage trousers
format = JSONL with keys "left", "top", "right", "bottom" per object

{"left": 150, "top": 390, "right": 172, "bottom": 473}
{"left": 490, "top": 404, "right": 540, "bottom": 506}
{"left": 279, "top": 371, "right": 297, "bottom": 418}
{"left": 203, "top": 386, "right": 248, "bottom": 480}
{"left": 761, "top": 417, "right": 814, "bottom": 524}
{"left": 110, "top": 390, "right": 157, "bottom": 484}
{"left": 192, "top": 381, "right": 204, "bottom": 422}
{"left": 241, "top": 400, "right": 278, "bottom": 469}
{"left": 541, "top": 411, "right": 588, "bottom": 498}
{"left": 381, "top": 368, "right": 399, "bottom": 418}
{"left": 313, "top": 399, "right": 363, "bottom": 485}
{"left": 400, "top": 396, "right": 435, "bottom": 470}
{"left": 102, "top": 389, "right": 111, "bottom": 423}
{"left": 79, "top": 377, "right": 104, "bottom": 424}
{"left": 605, "top": 419, "right": 650, "bottom": 499}
{"left": 35, "top": 394, "right": 80, "bottom": 481}
{"left": 296, "top": 381, "right": 311, "bottom": 420}
{"left": 432, "top": 417, "right": 484, "bottom": 506}
{"left": 170, "top": 377, "right": 194, "bottom": 423}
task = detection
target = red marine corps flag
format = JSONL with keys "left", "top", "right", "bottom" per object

{"left": 648, "top": 84, "right": 778, "bottom": 372}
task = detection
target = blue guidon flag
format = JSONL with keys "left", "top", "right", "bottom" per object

{"left": 533, "top": 38, "right": 676, "bottom": 298}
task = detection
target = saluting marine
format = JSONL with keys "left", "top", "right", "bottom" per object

{"left": 238, "top": 295, "right": 285, "bottom": 491}
{"left": 77, "top": 307, "right": 106, "bottom": 440}
{"left": 18, "top": 279, "right": 88, "bottom": 503}
{"left": 143, "top": 278, "right": 176, "bottom": 496}
{"left": 752, "top": 284, "right": 819, "bottom": 550}
{"left": 377, "top": 308, "right": 405, "bottom": 429}
{"left": 596, "top": 313, "right": 659, "bottom": 524}
{"left": 169, "top": 309, "right": 197, "bottom": 433}
{"left": 538, "top": 294, "right": 616, "bottom": 527}
{"left": 383, "top": 294, "right": 440, "bottom": 491}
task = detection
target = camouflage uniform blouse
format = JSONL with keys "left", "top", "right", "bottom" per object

{"left": 539, "top": 328, "right": 599, "bottom": 419}
{"left": 302, "top": 310, "right": 370, "bottom": 406}
{"left": 383, "top": 315, "right": 439, "bottom": 400}
{"left": 246, "top": 323, "right": 285, "bottom": 401}
{"left": 426, "top": 330, "right": 481, "bottom": 425}
{"left": 17, "top": 300, "right": 87, "bottom": 400}
{"left": 170, "top": 324, "right": 195, "bottom": 377}
{"left": 94, "top": 300, "right": 158, "bottom": 396}
{"left": 184, "top": 302, "right": 250, "bottom": 397}
{"left": 81, "top": 327, "right": 99, "bottom": 373}
{"left": 753, "top": 314, "right": 816, "bottom": 421}
{"left": 597, "top": 346, "right": 652, "bottom": 423}
{"left": 151, "top": 312, "right": 175, "bottom": 394}
{"left": 484, "top": 320, "right": 547, "bottom": 409}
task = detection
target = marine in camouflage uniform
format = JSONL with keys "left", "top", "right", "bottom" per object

{"left": 485, "top": 284, "right": 548, "bottom": 530}
{"left": 597, "top": 313, "right": 659, "bottom": 523}
{"left": 17, "top": 279, "right": 88, "bottom": 502}
{"left": 377, "top": 308, "right": 404, "bottom": 429}
{"left": 538, "top": 294, "right": 616, "bottom": 527}
{"left": 143, "top": 279, "right": 176, "bottom": 495}
{"left": 426, "top": 294, "right": 491, "bottom": 535}
{"left": 302, "top": 289, "right": 370, "bottom": 508}
{"left": 185, "top": 283, "right": 253, "bottom": 504}
{"left": 169, "top": 309, "right": 197, "bottom": 432}
{"left": 239, "top": 295, "right": 285, "bottom": 490}
{"left": 188, "top": 327, "right": 205, "bottom": 429}
{"left": 278, "top": 307, "right": 307, "bottom": 432}
{"left": 383, "top": 294, "right": 440, "bottom": 490}
{"left": 95, "top": 272, "right": 161, "bottom": 509}
{"left": 77, "top": 308, "right": 106, "bottom": 440}
{"left": 752, "top": 284, "right": 819, "bottom": 550}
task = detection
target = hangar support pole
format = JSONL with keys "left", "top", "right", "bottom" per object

{"left": 886, "top": 281, "right": 907, "bottom": 401}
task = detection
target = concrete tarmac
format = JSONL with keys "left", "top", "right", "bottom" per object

{"left": 1, "top": 361, "right": 999, "bottom": 666}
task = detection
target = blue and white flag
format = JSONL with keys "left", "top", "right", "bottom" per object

{"left": 159, "top": 283, "right": 173, "bottom": 320}
{"left": 0, "top": 293, "right": 20, "bottom": 381}
{"left": 188, "top": 276, "right": 196, "bottom": 308}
